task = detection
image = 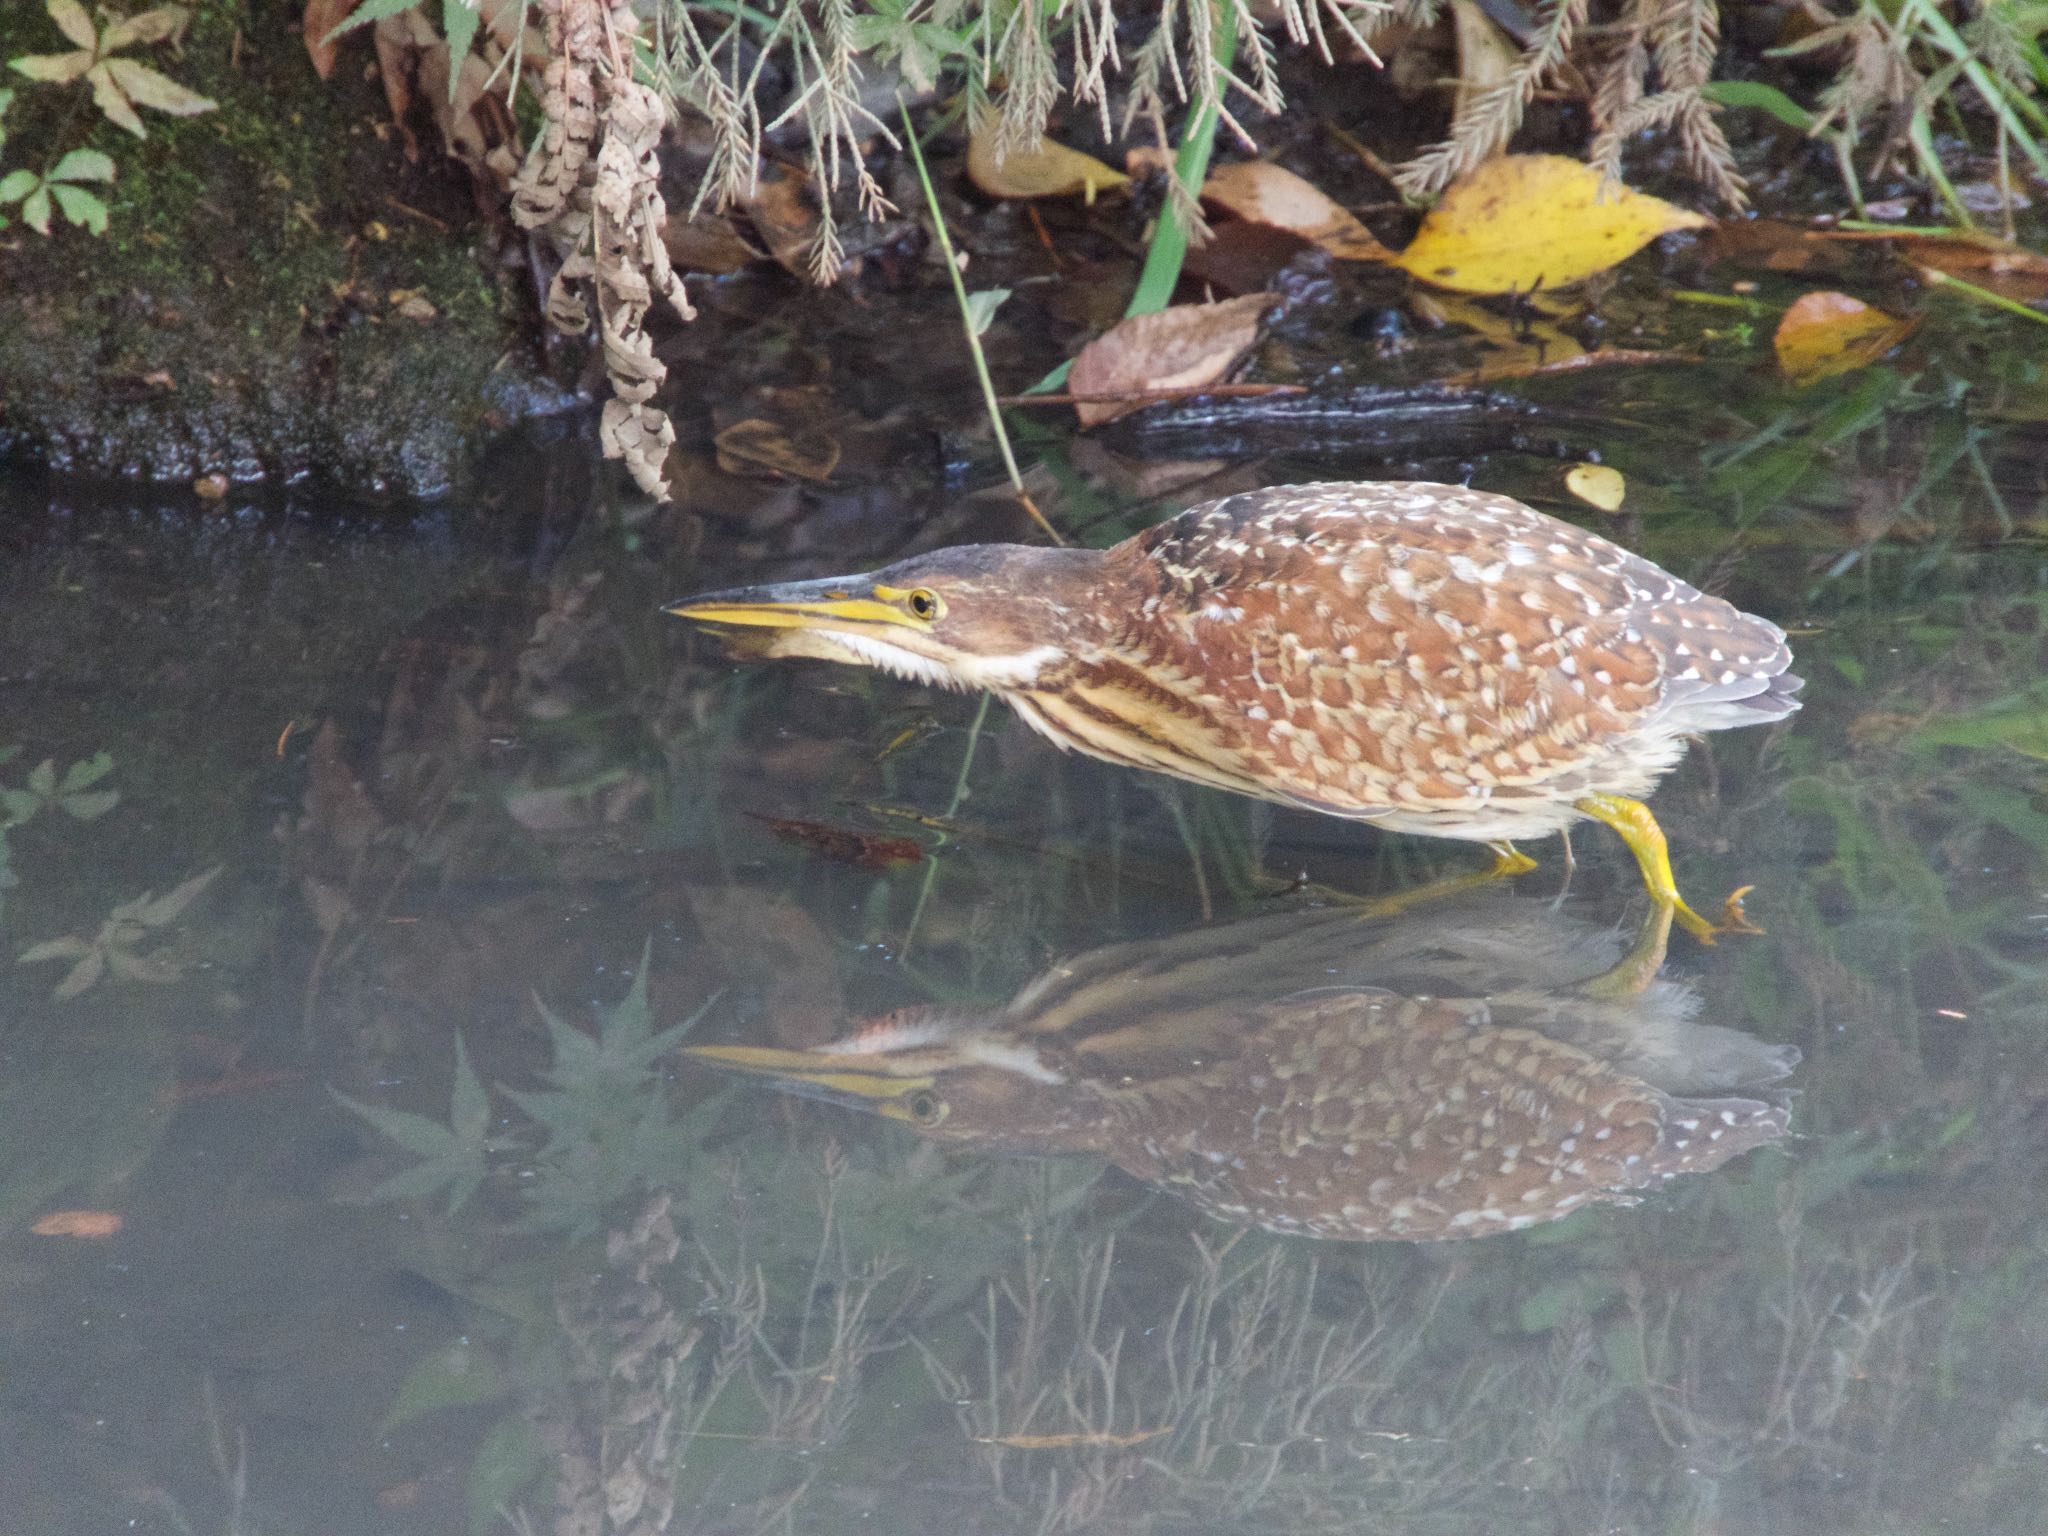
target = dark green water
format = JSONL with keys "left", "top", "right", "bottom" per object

{"left": 3, "top": 316, "right": 2047, "bottom": 1536}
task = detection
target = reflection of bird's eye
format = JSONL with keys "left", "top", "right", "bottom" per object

{"left": 908, "top": 589, "right": 938, "bottom": 619}
{"left": 908, "top": 1091, "right": 943, "bottom": 1124}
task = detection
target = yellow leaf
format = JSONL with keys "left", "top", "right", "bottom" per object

{"left": 1565, "top": 462, "right": 1627, "bottom": 512}
{"left": 1200, "top": 160, "right": 1389, "bottom": 261}
{"left": 1773, "top": 291, "right": 1918, "bottom": 387}
{"left": 1391, "top": 155, "right": 1712, "bottom": 294}
{"left": 968, "top": 116, "right": 1129, "bottom": 204}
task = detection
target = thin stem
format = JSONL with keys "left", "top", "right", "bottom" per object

{"left": 899, "top": 99, "right": 1063, "bottom": 546}
{"left": 898, "top": 692, "right": 993, "bottom": 964}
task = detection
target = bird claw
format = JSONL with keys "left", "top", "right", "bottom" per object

{"left": 1668, "top": 884, "right": 1765, "bottom": 946}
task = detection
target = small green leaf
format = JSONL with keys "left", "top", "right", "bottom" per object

{"left": 379, "top": 1337, "right": 507, "bottom": 1436}
{"left": 9, "top": 50, "right": 96, "bottom": 85}
{"left": 50, "top": 182, "right": 107, "bottom": 234}
{"left": 1700, "top": 80, "right": 1818, "bottom": 134}
{"left": 466, "top": 1414, "right": 544, "bottom": 1536}
{"left": 21, "top": 183, "right": 50, "bottom": 232}
{"left": 50, "top": 148, "right": 115, "bottom": 183}
{"left": 963, "top": 287, "right": 1012, "bottom": 337}
{"left": 0, "top": 168, "right": 37, "bottom": 204}
{"left": 327, "top": 0, "right": 427, "bottom": 43}
{"left": 27, "top": 760, "right": 55, "bottom": 799}
{"left": 60, "top": 788, "right": 119, "bottom": 819}
{"left": 44, "top": 0, "right": 98, "bottom": 52}
{"left": 442, "top": 0, "right": 481, "bottom": 91}
{"left": 131, "top": 865, "right": 220, "bottom": 927}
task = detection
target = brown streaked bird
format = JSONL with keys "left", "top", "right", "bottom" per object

{"left": 668, "top": 481, "right": 1800, "bottom": 941}
{"left": 686, "top": 893, "right": 1797, "bottom": 1242}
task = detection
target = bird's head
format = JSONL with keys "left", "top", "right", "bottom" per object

{"left": 685, "top": 1007, "right": 1099, "bottom": 1154}
{"left": 665, "top": 543, "right": 1103, "bottom": 692}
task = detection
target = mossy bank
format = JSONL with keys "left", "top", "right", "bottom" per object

{"left": 0, "top": 1, "right": 563, "bottom": 501}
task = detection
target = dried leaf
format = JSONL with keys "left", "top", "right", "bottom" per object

{"left": 104, "top": 56, "right": 217, "bottom": 117}
{"left": 1449, "top": 0, "right": 1519, "bottom": 127}
{"left": 31, "top": 1209, "right": 123, "bottom": 1238}
{"left": 1773, "top": 291, "right": 1918, "bottom": 387}
{"left": 303, "top": 0, "right": 357, "bottom": 78}
{"left": 968, "top": 115, "right": 1129, "bottom": 203}
{"left": 1067, "top": 294, "right": 1275, "bottom": 428}
{"left": 1822, "top": 228, "right": 2048, "bottom": 304}
{"left": 86, "top": 61, "right": 145, "bottom": 138}
{"left": 1391, "top": 155, "right": 1712, "bottom": 294}
{"left": 977, "top": 1427, "right": 1172, "bottom": 1449}
{"left": 714, "top": 419, "right": 841, "bottom": 483}
{"left": 1565, "top": 462, "right": 1627, "bottom": 512}
{"left": 1199, "top": 161, "right": 1389, "bottom": 261}
{"left": 54, "top": 947, "right": 105, "bottom": 1000}
{"left": 746, "top": 813, "right": 924, "bottom": 870}
{"left": 129, "top": 864, "right": 222, "bottom": 928}
{"left": 742, "top": 161, "right": 829, "bottom": 280}
{"left": 10, "top": 50, "right": 96, "bottom": 85}
{"left": 46, "top": 0, "right": 98, "bottom": 50}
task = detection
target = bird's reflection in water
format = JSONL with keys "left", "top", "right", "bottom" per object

{"left": 689, "top": 889, "right": 1797, "bottom": 1241}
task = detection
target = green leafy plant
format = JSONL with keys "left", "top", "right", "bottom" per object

{"left": 0, "top": 145, "right": 113, "bottom": 234}
{"left": 0, "top": 749, "right": 120, "bottom": 929}
{"left": 336, "top": 1035, "right": 518, "bottom": 1214}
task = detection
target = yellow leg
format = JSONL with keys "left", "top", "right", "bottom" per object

{"left": 1572, "top": 793, "right": 1764, "bottom": 945}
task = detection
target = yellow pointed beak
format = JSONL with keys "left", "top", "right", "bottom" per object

{"left": 664, "top": 575, "right": 919, "bottom": 632}
{"left": 684, "top": 1043, "right": 935, "bottom": 1103}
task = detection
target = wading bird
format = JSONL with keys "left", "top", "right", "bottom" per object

{"left": 686, "top": 894, "right": 1796, "bottom": 1241}
{"left": 669, "top": 481, "right": 1799, "bottom": 940}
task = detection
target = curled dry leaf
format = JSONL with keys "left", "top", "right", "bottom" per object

{"left": 1565, "top": 462, "right": 1627, "bottom": 512}
{"left": 1816, "top": 227, "right": 2048, "bottom": 304}
{"left": 1200, "top": 160, "right": 1389, "bottom": 262}
{"left": 511, "top": 0, "right": 695, "bottom": 500}
{"left": 713, "top": 419, "right": 841, "bottom": 483}
{"left": 968, "top": 114, "right": 1129, "bottom": 203}
{"left": 1067, "top": 293, "right": 1276, "bottom": 428}
{"left": 1774, "top": 291, "right": 1918, "bottom": 387}
{"left": 742, "top": 161, "right": 830, "bottom": 281}
{"left": 1392, "top": 155, "right": 1712, "bottom": 294}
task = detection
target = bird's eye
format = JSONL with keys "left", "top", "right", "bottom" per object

{"left": 907, "top": 589, "right": 941, "bottom": 621}
{"left": 907, "top": 1090, "right": 946, "bottom": 1125}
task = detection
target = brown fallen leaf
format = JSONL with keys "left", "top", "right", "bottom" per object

{"left": 33, "top": 1210, "right": 123, "bottom": 1238}
{"left": 1067, "top": 294, "right": 1276, "bottom": 428}
{"left": 302, "top": 0, "right": 355, "bottom": 80}
{"left": 1818, "top": 228, "right": 2048, "bottom": 304}
{"left": 663, "top": 209, "right": 763, "bottom": 275}
{"left": 743, "top": 161, "right": 831, "bottom": 280}
{"left": 1774, "top": 291, "right": 1918, "bottom": 387}
{"left": 713, "top": 419, "right": 841, "bottom": 482}
{"left": 968, "top": 115, "right": 1129, "bottom": 203}
{"left": 1199, "top": 160, "right": 1390, "bottom": 262}
{"left": 746, "top": 812, "right": 924, "bottom": 870}
{"left": 1449, "top": 0, "right": 1519, "bottom": 129}
{"left": 1392, "top": 155, "right": 1712, "bottom": 294}
{"left": 976, "top": 1427, "right": 1172, "bottom": 1449}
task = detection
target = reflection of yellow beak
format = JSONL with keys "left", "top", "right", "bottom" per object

{"left": 684, "top": 1043, "right": 934, "bottom": 1107}
{"left": 664, "top": 576, "right": 920, "bottom": 633}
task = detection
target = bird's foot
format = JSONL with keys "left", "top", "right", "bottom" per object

{"left": 1486, "top": 841, "right": 1540, "bottom": 878}
{"left": 1573, "top": 793, "right": 1765, "bottom": 946}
